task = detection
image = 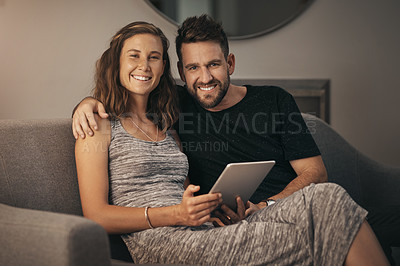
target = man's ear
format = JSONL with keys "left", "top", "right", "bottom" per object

{"left": 227, "top": 53, "right": 235, "bottom": 75}
{"left": 177, "top": 61, "right": 186, "bottom": 83}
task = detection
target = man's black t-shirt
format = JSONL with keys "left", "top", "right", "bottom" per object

{"left": 177, "top": 85, "right": 321, "bottom": 203}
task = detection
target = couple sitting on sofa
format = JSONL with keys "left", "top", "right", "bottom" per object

{"left": 72, "top": 15, "right": 394, "bottom": 265}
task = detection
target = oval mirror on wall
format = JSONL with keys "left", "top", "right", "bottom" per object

{"left": 146, "top": 0, "right": 314, "bottom": 40}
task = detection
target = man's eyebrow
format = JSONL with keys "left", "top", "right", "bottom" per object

{"left": 184, "top": 59, "right": 223, "bottom": 69}
{"left": 184, "top": 63, "right": 199, "bottom": 69}
{"left": 209, "top": 59, "right": 223, "bottom": 64}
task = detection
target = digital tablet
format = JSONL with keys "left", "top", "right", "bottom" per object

{"left": 209, "top": 161, "right": 275, "bottom": 210}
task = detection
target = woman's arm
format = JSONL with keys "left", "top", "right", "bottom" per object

{"left": 75, "top": 116, "right": 221, "bottom": 234}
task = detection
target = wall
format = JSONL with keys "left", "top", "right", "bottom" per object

{"left": 0, "top": 0, "right": 399, "bottom": 167}
{"left": 229, "top": 0, "right": 400, "bottom": 167}
{"left": 0, "top": 0, "right": 178, "bottom": 118}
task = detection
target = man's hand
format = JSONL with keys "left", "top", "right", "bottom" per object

{"left": 212, "top": 196, "right": 247, "bottom": 226}
{"left": 72, "top": 97, "right": 108, "bottom": 139}
{"left": 245, "top": 201, "right": 266, "bottom": 217}
{"left": 211, "top": 197, "right": 269, "bottom": 227}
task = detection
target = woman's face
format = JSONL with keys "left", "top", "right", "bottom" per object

{"left": 119, "top": 33, "right": 165, "bottom": 97}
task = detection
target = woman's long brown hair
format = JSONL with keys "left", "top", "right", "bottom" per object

{"left": 93, "top": 21, "right": 178, "bottom": 132}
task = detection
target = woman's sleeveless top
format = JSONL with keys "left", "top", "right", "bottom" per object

{"left": 108, "top": 119, "right": 189, "bottom": 208}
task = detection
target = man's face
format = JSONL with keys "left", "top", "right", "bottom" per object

{"left": 178, "top": 41, "right": 235, "bottom": 110}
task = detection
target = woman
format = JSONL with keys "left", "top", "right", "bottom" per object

{"left": 75, "top": 21, "right": 388, "bottom": 265}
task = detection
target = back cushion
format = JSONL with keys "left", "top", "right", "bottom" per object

{"left": 0, "top": 119, "right": 82, "bottom": 216}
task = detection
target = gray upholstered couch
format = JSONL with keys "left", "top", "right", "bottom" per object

{"left": 0, "top": 119, "right": 134, "bottom": 266}
{"left": 0, "top": 115, "right": 399, "bottom": 265}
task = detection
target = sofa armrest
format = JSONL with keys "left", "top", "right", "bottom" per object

{"left": 303, "top": 113, "right": 400, "bottom": 208}
{"left": 359, "top": 157, "right": 400, "bottom": 207}
{"left": 0, "top": 203, "right": 111, "bottom": 266}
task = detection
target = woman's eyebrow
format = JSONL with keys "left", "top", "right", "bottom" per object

{"left": 126, "top": 49, "right": 162, "bottom": 55}
{"left": 127, "top": 49, "right": 141, "bottom": 53}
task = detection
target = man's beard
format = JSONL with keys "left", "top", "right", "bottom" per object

{"left": 187, "top": 72, "right": 230, "bottom": 109}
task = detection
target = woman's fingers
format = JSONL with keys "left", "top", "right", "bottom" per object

{"left": 183, "top": 185, "right": 221, "bottom": 206}
{"left": 191, "top": 198, "right": 221, "bottom": 213}
{"left": 183, "top": 184, "right": 201, "bottom": 198}
{"left": 180, "top": 186, "right": 222, "bottom": 226}
{"left": 188, "top": 198, "right": 221, "bottom": 225}
{"left": 184, "top": 195, "right": 221, "bottom": 215}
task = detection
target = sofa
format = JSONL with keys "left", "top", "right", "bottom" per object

{"left": 0, "top": 114, "right": 399, "bottom": 265}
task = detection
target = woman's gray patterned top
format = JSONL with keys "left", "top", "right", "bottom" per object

{"left": 108, "top": 119, "right": 188, "bottom": 208}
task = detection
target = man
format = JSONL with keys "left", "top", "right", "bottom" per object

{"left": 73, "top": 15, "right": 398, "bottom": 263}
{"left": 173, "top": 15, "right": 327, "bottom": 219}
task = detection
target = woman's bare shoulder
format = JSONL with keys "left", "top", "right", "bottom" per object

{"left": 94, "top": 114, "right": 111, "bottom": 133}
{"left": 76, "top": 115, "right": 111, "bottom": 147}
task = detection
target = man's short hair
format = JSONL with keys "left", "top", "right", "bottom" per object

{"left": 176, "top": 14, "right": 229, "bottom": 62}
